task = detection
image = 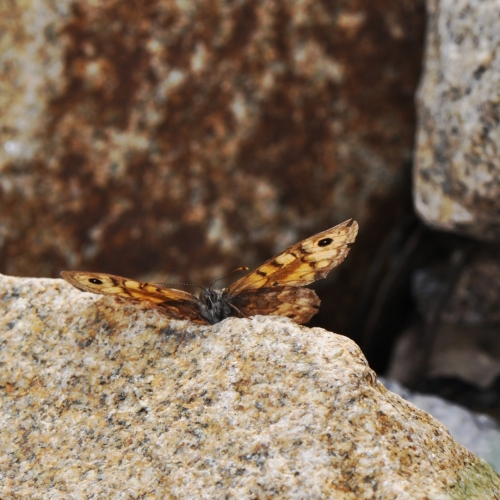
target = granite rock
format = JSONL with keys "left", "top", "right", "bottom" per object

{"left": 382, "top": 377, "right": 500, "bottom": 473}
{"left": 1, "top": 274, "right": 500, "bottom": 498}
{"left": 412, "top": 250, "right": 500, "bottom": 327}
{"left": 414, "top": 0, "right": 500, "bottom": 240}
{"left": 388, "top": 249, "right": 500, "bottom": 390}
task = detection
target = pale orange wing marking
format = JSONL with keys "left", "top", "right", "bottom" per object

{"left": 61, "top": 271, "right": 208, "bottom": 323}
{"left": 228, "top": 219, "right": 358, "bottom": 294}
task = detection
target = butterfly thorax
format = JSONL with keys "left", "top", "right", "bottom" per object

{"left": 198, "top": 288, "right": 234, "bottom": 324}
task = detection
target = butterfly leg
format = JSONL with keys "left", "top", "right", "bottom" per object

{"left": 229, "top": 303, "right": 247, "bottom": 318}
{"left": 173, "top": 320, "right": 190, "bottom": 354}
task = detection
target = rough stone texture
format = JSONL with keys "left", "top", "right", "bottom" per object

{"left": 382, "top": 377, "right": 500, "bottom": 473}
{"left": 388, "top": 249, "right": 500, "bottom": 389}
{"left": 2, "top": 274, "right": 500, "bottom": 499}
{"left": 412, "top": 250, "right": 500, "bottom": 327}
{"left": 389, "top": 322, "right": 500, "bottom": 391}
{"left": 0, "top": 1, "right": 425, "bottom": 333}
{"left": 414, "top": 0, "right": 500, "bottom": 240}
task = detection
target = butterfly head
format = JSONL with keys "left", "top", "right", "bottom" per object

{"left": 201, "top": 287, "right": 222, "bottom": 306}
{"left": 198, "top": 287, "right": 233, "bottom": 324}
{"left": 185, "top": 266, "right": 247, "bottom": 324}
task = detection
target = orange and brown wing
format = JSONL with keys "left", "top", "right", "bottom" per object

{"left": 231, "top": 287, "right": 320, "bottom": 324}
{"left": 61, "top": 271, "right": 208, "bottom": 323}
{"left": 228, "top": 219, "right": 358, "bottom": 295}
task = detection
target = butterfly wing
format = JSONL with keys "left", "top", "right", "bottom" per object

{"left": 61, "top": 219, "right": 358, "bottom": 326}
{"left": 230, "top": 287, "right": 320, "bottom": 324}
{"left": 61, "top": 271, "right": 208, "bottom": 323}
{"left": 225, "top": 219, "right": 358, "bottom": 323}
{"left": 228, "top": 219, "right": 358, "bottom": 294}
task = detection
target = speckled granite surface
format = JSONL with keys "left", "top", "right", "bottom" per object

{"left": 382, "top": 377, "right": 500, "bottom": 474}
{"left": 1, "top": 274, "right": 500, "bottom": 498}
{"left": 414, "top": 0, "right": 500, "bottom": 240}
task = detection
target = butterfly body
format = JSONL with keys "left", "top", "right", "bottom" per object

{"left": 197, "top": 288, "right": 235, "bottom": 324}
{"left": 61, "top": 219, "right": 358, "bottom": 325}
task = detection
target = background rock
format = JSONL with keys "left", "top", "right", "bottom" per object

{"left": 387, "top": 246, "right": 500, "bottom": 403}
{"left": 414, "top": 0, "right": 500, "bottom": 240}
{"left": 0, "top": 0, "right": 426, "bottom": 334}
{"left": 412, "top": 250, "right": 500, "bottom": 327}
{"left": 1, "top": 274, "right": 500, "bottom": 498}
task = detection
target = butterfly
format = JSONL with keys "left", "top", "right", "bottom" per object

{"left": 61, "top": 219, "right": 358, "bottom": 325}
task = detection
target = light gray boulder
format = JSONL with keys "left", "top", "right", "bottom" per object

{"left": 1, "top": 274, "right": 499, "bottom": 498}
{"left": 414, "top": 0, "right": 500, "bottom": 240}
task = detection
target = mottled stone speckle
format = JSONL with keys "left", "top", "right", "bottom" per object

{"left": 1, "top": 274, "right": 499, "bottom": 498}
{"left": 414, "top": 0, "right": 500, "bottom": 240}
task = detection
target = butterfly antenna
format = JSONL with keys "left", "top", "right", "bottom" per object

{"left": 208, "top": 266, "right": 249, "bottom": 291}
{"left": 152, "top": 281, "right": 206, "bottom": 292}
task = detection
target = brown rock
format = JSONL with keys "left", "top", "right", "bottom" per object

{"left": 414, "top": 0, "right": 500, "bottom": 240}
{"left": 1, "top": 274, "right": 499, "bottom": 498}
{"left": 0, "top": 1, "right": 425, "bottom": 331}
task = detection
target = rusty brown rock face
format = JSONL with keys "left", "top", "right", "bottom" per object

{"left": 0, "top": 0, "right": 425, "bottom": 330}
